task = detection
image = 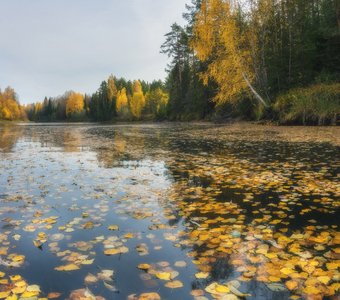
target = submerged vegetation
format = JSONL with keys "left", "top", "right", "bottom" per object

{"left": 1, "top": 1, "right": 339, "bottom": 124}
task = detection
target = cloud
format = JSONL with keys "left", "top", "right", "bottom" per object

{"left": 0, "top": 0, "right": 187, "bottom": 103}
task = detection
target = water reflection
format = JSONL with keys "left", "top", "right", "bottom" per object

{"left": 0, "top": 125, "right": 24, "bottom": 152}
{"left": 0, "top": 123, "right": 339, "bottom": 300}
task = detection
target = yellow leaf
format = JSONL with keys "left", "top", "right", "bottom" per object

{"left": 26, "top": 285, "right": 40, "bottom": 293}
{"left": 137, "top": 264, "right": 151, "bottom": 270}
{"left": 124, "top": 233, "right": 134, "bottom": 239}
{"left": 0, "top": 292, "right": 10, "bottom": 299}
{"left": 326, "top": 262, "right": 339, "bottom": 270}
{"left": 215, "top": 284, "right": 230, "bottom": 293}
{"left": 11, "top": 286, "right": 26, "bottom": 294}
{"left": 81, "top": 259, "right": 94, "bottom": 265}
{"left": 14, "top": 280, "right": 26, "bottom": 287}
{"left": 317, "top": 276, "right": 330, "bottom": 285}
{"left": 54, "top": 264, "right": 80, "bottom": 271}
{"left": 280, "top": 268, "right": 294, "bottom": 276}
{"left": 285, "top": 280, "right": 298, "bottom": 290}
{"left": 21, "top": 291, "right": 39, "bottom": 298}
{"left": 108, "top": 225, "right": 119, "bottom": 231}
{"left": 138, "top": 293, "right": 161, "bottom": 300}
{"left": 303, "top": 286, "right": 321, "bottom": 295}
{"left": 10, "top": 275, "right": 21, "bottom": 281}
{"left": 195, "top": 272, "right": 209, "bottom": 279}
{"left": 11, "top": 255, "right": 24, "bottom": 262}
{"left": 155, "top": 272, "right": 171, "bottom": 281}
{"left": 104, "top": 249, "right": 120, "bottom": 255}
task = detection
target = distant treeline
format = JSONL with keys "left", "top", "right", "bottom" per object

{"left": 1, "top": 0, "right": 340, "bottom": 125}
{"left": 24, "top": 77, "right": 168, "bottom": 122}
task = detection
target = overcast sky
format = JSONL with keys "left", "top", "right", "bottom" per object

{"left": 0, "top": 0, "right": 187, "bottom": 104}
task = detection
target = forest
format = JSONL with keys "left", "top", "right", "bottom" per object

{"left": 1, "top": 0, "right": 339, "bottom": 125}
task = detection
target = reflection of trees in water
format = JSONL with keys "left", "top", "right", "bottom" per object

{"left": 62, "top": 130, "right": 83, "bottom": 152}
{"left": 0, "top": 125, "right": 24, "bottom": 152}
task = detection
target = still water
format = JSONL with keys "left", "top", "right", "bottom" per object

{"left": 0, "top": 123, "right": 339, "bottom": 300}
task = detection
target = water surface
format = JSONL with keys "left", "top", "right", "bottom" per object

{"left": 0, "top": 123, "right": 339, "bottom": 300}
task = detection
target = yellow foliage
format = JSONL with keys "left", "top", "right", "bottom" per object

{"left": 116, "top": 88, "right": 129, "bottom": 114}
{"left": 192, "top": 0, "right": 255, "bottom": 104}
{"left": 66, "top": 92, "right": 84, "bottom": 117}
{"left": 0, "top": 87, "right": 26, "bottom": 120}
{"left": 130, "top": 89, "right": 145, "bottom": 119}
{"left": 54, "top": 263, "right": 80, "bottom": 271}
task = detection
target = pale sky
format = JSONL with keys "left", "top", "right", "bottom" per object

{"left": 0, "top": 0, "right": 187, "bottom": 104}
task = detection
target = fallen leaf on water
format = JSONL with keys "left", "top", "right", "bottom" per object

{"left": 215, "top": 284, "right": 230, "bottom": 293}
{"left": 103, "top": 281, "right": 118, "bottom": 292}
{"left": 317, "top": 276, "right": 330, "bottom": 285}
{"left": 164, "top": 280, "right": 183, "bottom": 289}
{"left": 54, "top": 264, "right": 80, "bottom": 271}
{"left": 26, "top": 285, "right": 40, "bottom": 293}
{"left": 174, "top": 261, "right": 187, "bottom": 267}
{"left": 138, "top": 293, "right": 161, "bottom": 300}
{"left": 47, "top": 292, "right": 62, "bottom": 298}
{"left": 84, "top": 273, "right": 98, "bottom": 285}
{"left": 155, "top": 272, "right": 171, "bottom": 281}
{"left": 21, "top": 290, "right": 40, "bottom": 298}
{"left": 303, "top": 285, "right": 321, "bottom": 295}
{"left": 0, "top": 291, "right": 11, "bottom": 299}
{"left": 124, "top": 233, "right": 134, "bottom": 239}
{"left": 285, "top": 280, "right": 298, "bottom": 290}
{"left": 81, "top": 259, "right": 94, "bottom": 265}
{"left": 108, "top": 225, "right": 119, "bottom": 231}
{"left": 103, "top": 249, "right": 120, "bottom": 255}
{"left": 137, "top": 264, "right": 151, "bottom": 270}
{"left": 5, "top": 294, "right": 17, "bottom": 300}
{"left": 195, "top": 272, "right": 209, "bottom": 279}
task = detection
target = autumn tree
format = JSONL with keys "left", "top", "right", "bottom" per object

{"left": 130, "top": 80, "right": 145, "bottom": 119}
{"left": 0, "top": 87, "right": 26, "bottom": 120}
{"left": 116, "top": 87, "right": 129, "bottom": 118}
{"left": 191, "top": 0, "right": 267, "bottom": 106}
{"left": 66, "top": 92, "right": 84, "bottom": 118}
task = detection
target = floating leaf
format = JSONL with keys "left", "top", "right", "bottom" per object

{"left": 195, "top": 272, "right": 209, "bottom": 279}
{"left": 47, "top": 292, "right": 62, "bottom": 298}
{"left": 155, "top": 272, "right": 171, "bottom": 281}
{"left": 108, "top": 225, "right": 119, "bottom": 231}
{"left": 54, "top": 264, "right": 80, "bottom": 271}
{"left": 137, "top": 264, "right": 151, "bottom": 270}
{"left": 103, "top": 281, "right": 118, "bottom": 292}
{"left": 164, "top": 280, "right": 183, "bottom": 289}
{"left": 138, "top": 293, "right": 161, "bottom": 300}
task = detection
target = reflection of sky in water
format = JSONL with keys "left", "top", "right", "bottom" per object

{"left": 0, "top": 123, "right": 339, "bottom": 300}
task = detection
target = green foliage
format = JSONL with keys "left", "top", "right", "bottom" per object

{"left": 145, "top": 88, "right": 169, "bottom": 120}
{"left": 274, "top": 83, "right": 340, "bottom": 125}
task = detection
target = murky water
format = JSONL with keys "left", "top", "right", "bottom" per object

{"left": 0, "top": 123, "right": 339, "bottom": 300}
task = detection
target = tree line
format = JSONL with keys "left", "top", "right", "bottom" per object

{"left": 1, "top": 0, "right": 339, "bottom": 124}
{"left": 23, "top": 77, "right": 168, "bottom": 122}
